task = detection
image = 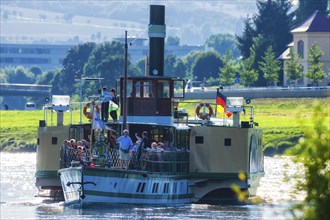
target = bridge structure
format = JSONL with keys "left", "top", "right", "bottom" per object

{"left": 0, "top": 83, "right": 52, "bottom": 97}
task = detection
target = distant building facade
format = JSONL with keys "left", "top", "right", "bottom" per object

{"left": 0, "top": 43, "right": 74, "bottom": 71}
{"left": 280, "top": 11, "right": 330, "bottom": 86}
{"left": 0, "top": 39, "right": 206, "bottom": 71}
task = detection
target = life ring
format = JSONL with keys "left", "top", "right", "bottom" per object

{"left": 195, "top": 103, "right": 213, "bottom": 120}
{"left": 83, "top": 102, "right": 99, "bottom": 119}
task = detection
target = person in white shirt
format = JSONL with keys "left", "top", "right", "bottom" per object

{"left": 117, "top": 129, "right": 133, "bottom": 169}
{"left": 101, "top": 86, "right": 111, "bottom": 122}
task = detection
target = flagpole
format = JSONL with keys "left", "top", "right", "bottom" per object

{"left": 215, "top": 88, "right": 219, "bottom": 118}
{"left": 89, "top": 103, "right": 94, "bottom": 162}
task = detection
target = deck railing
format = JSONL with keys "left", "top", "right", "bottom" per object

{"left": 60, "top": 146, "right": 190, "bottom": 174}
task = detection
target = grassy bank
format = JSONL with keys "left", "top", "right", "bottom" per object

{"left": 0, "top": 97, "right": 329, "bottom": 153}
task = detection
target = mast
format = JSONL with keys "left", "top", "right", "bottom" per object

{"left": 123, "top": 31, "right": 128, "bottom": 130}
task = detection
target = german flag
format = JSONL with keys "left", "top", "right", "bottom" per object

{"left": 216, "top": 90, "right": 227, "bottom": 111}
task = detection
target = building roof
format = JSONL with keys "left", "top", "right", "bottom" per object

{"left": 278, "top": 47, "right": 291, "bottom": 60}
{"left": 292, "top": 10, "right": 330, "bottom": 33}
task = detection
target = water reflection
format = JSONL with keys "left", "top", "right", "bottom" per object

{"left": 0, "top": 153, "right": 303, "bottom": 219}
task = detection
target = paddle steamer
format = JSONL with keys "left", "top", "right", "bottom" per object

{"left": 35, "top": 5, "right": 264, "bottom": 204}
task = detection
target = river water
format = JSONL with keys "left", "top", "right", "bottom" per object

{"left": 0, "top": 153, "right": 304, "bottom": 219}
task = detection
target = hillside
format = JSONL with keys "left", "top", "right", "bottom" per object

{"left": 0, "top": 1, "right": 257, "bottom": 45}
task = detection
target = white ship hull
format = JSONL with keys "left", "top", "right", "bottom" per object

{"left": 59, "top": 167, "right": 193, "bottom": 204}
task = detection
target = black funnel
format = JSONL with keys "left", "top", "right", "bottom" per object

{"left": 148, "top": 5, "right": 166, "bottom": 76}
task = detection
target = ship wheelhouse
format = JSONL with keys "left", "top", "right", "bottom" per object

{"left": 117, "top": 76, "right": 184, "bottom": 125}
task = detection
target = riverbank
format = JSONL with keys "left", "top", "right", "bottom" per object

{"left": 0, "top": 97, "right": 329, "bottom": 154}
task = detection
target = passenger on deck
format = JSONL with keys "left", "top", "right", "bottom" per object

{"left": 117, "top": 129, "right": 133, "bottom": 169}
{"left": 130, "top": 139, "right": 141, "bottom": 169}
{"left": 151, "top": 142, "right": 158, "bottom": 151}
{"left": 136, "top": 131, "right": 150, "bottom": 166}
{"left": 109, "top": 88, "right": 118, "bottom": 122}
{"left": 101, "top": 86, "right": 111, "bottom": 122}
{"left": 61, "top": 140, "right": 71, "bottom": 167}
{"left": 157, "top": 142, "right": 165, "bottom": 152}
{"left": 70, "top": 139, "right": 77, "bottom": 148}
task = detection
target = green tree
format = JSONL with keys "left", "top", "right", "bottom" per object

{"left": 135, "top": 57, "right": 147, "bottom": 75}
{"left": 259, "top": 46, "right": 281, "bottom": 86}
{"left": 285, "top": 48, "right": 303, "bottom": 86}
{"left": 294, "top": 0, "right": 329, "bottom": 27}
{"left": 164, "top": 54, "right": 177, "bottom": 77}
{"left": 206, "top": 33, "right": 240, "bottom": 58}
{"left": 237, "top": 0, "right": 293, "bottom": 86}
{"left": 6, "top": 66, "right": 35, "bottom": 84}
{"left": 166, "top": 36, "right": 180, "bottom": 46}
{"left": 29, "top": 65, "right": 43, "bottom": 76}
{"left": 84, "top": 41, "right": 125, "bottom": 89}
{"left": 236, "top": 17, "right": 256, "bottom": 59}
{"left": 181, "top": 50, "right": 204, "bottom": 79}
{"left": 291, "top": 102, "right": 330, "bottom": 219}
{"left": 61, "top": 42, "right": 96, "bottom": 95}
{"left": 305, "top": 43, "right": 326, "bottom": 86}
{"left": 219, "top": 50, "right": 237, "bottom": 86}
{"left": 239, "top": 48, "right": 259, "bottom": 87}
{"left": 173, "top": 58, "right": 187, "bottom": 79}
{"left": 0, "top": 68, "right": 8, "bottom": 83}
{"left": 191, "top": 51, "right": 222, "bottom": 81}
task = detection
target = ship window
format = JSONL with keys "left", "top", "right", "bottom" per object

{"left": 143, "top": 81, "right": 153, "bottom": 98}
{"left": 141, "top": 183, "right": 146, "bottom": 193}
{"left": 136, "top": 182, "right": 142, "bottom": 193}
{"left": 152, "top": 183, "right": 159, "bottom": 193}
{"left": 163, "top": 183, "right": 169, "bottom": 194}
{"left": 224, "top": 138, "right": 231, "bottom": 146}
{"left": 52, "top": 137, "right": 57, "bottom": 145}
{"left": 136, "top": 182, "right": 146, "bottom": 193}
{"left": 135, "top": 82, "right": 141, "bottom": 97}
{"left": 195, "top": 136, "right": 204, "bottom": 144}
{"left": 157, "top": 80, "right": 170, "bottom": 98}
{"left": 127, "top": 79, "right": 133, "bottom": 97}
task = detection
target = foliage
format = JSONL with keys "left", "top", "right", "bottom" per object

{"left": 236, "top": 17, "right": 256, "bottom": 59}
{"left": 181, "top": 50, "right": 204, "bottom": 79}
{"left": 294, "top": 0, "right": 329, "bottom": 27}
{"left": 164, "top": 54, "right": 177, "bottom": 77}
{"left": 36, "top": 68, "right": 61, "bottom": 95}
{"left": 285, "top": 48, "right": 303, "bottom": 86}
{"left": 191, "top": 51, "right": 222, "bottom": 81}
{"left": 29, "top": 65, "right": 42, "bottom": 76}
{"left": 5, "top": 66, "right": 35, "bottom": 84}
{"left": 61, "top": 42, "right": 96, "bottom": 95}
{"left": 166, "top": 36, "right": 180, "bottom": 46}
{"left": 206, "top": 33, "right": 240, "bottom": 58}
{"left": 219, "top": 50, "right": 237, "bottom": 86}
{"left": 205, "top": 77, "right": 219, "bottom": 87}
{"left": 259, "top": 46, "right": 281, "bottom": 86}
{"left": 291, "top": 102, "right": 330, "bottom": 220}
{"left": 305, "top": 43, "right": 326, "bottom": 86}
{"left": 236, "top": 0, "right": 293, "bottom": 86}
{"left": 135, "top": 58, "right": 146, "bottom": 75}
{"left": 84, "top": 41, "right": 125, "bottom": 89}
{"left": 174, "top": 58, "right": 187, "bottom": 79}
{"left": 0, "top": 68, "right": 8, "bottom": 83}
{"left": 239, "top": 47, "right": 259, "bottom": 87}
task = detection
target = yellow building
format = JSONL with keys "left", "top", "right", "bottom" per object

{"left": 280, "top": 10, "right": 330, "bottom": 87}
